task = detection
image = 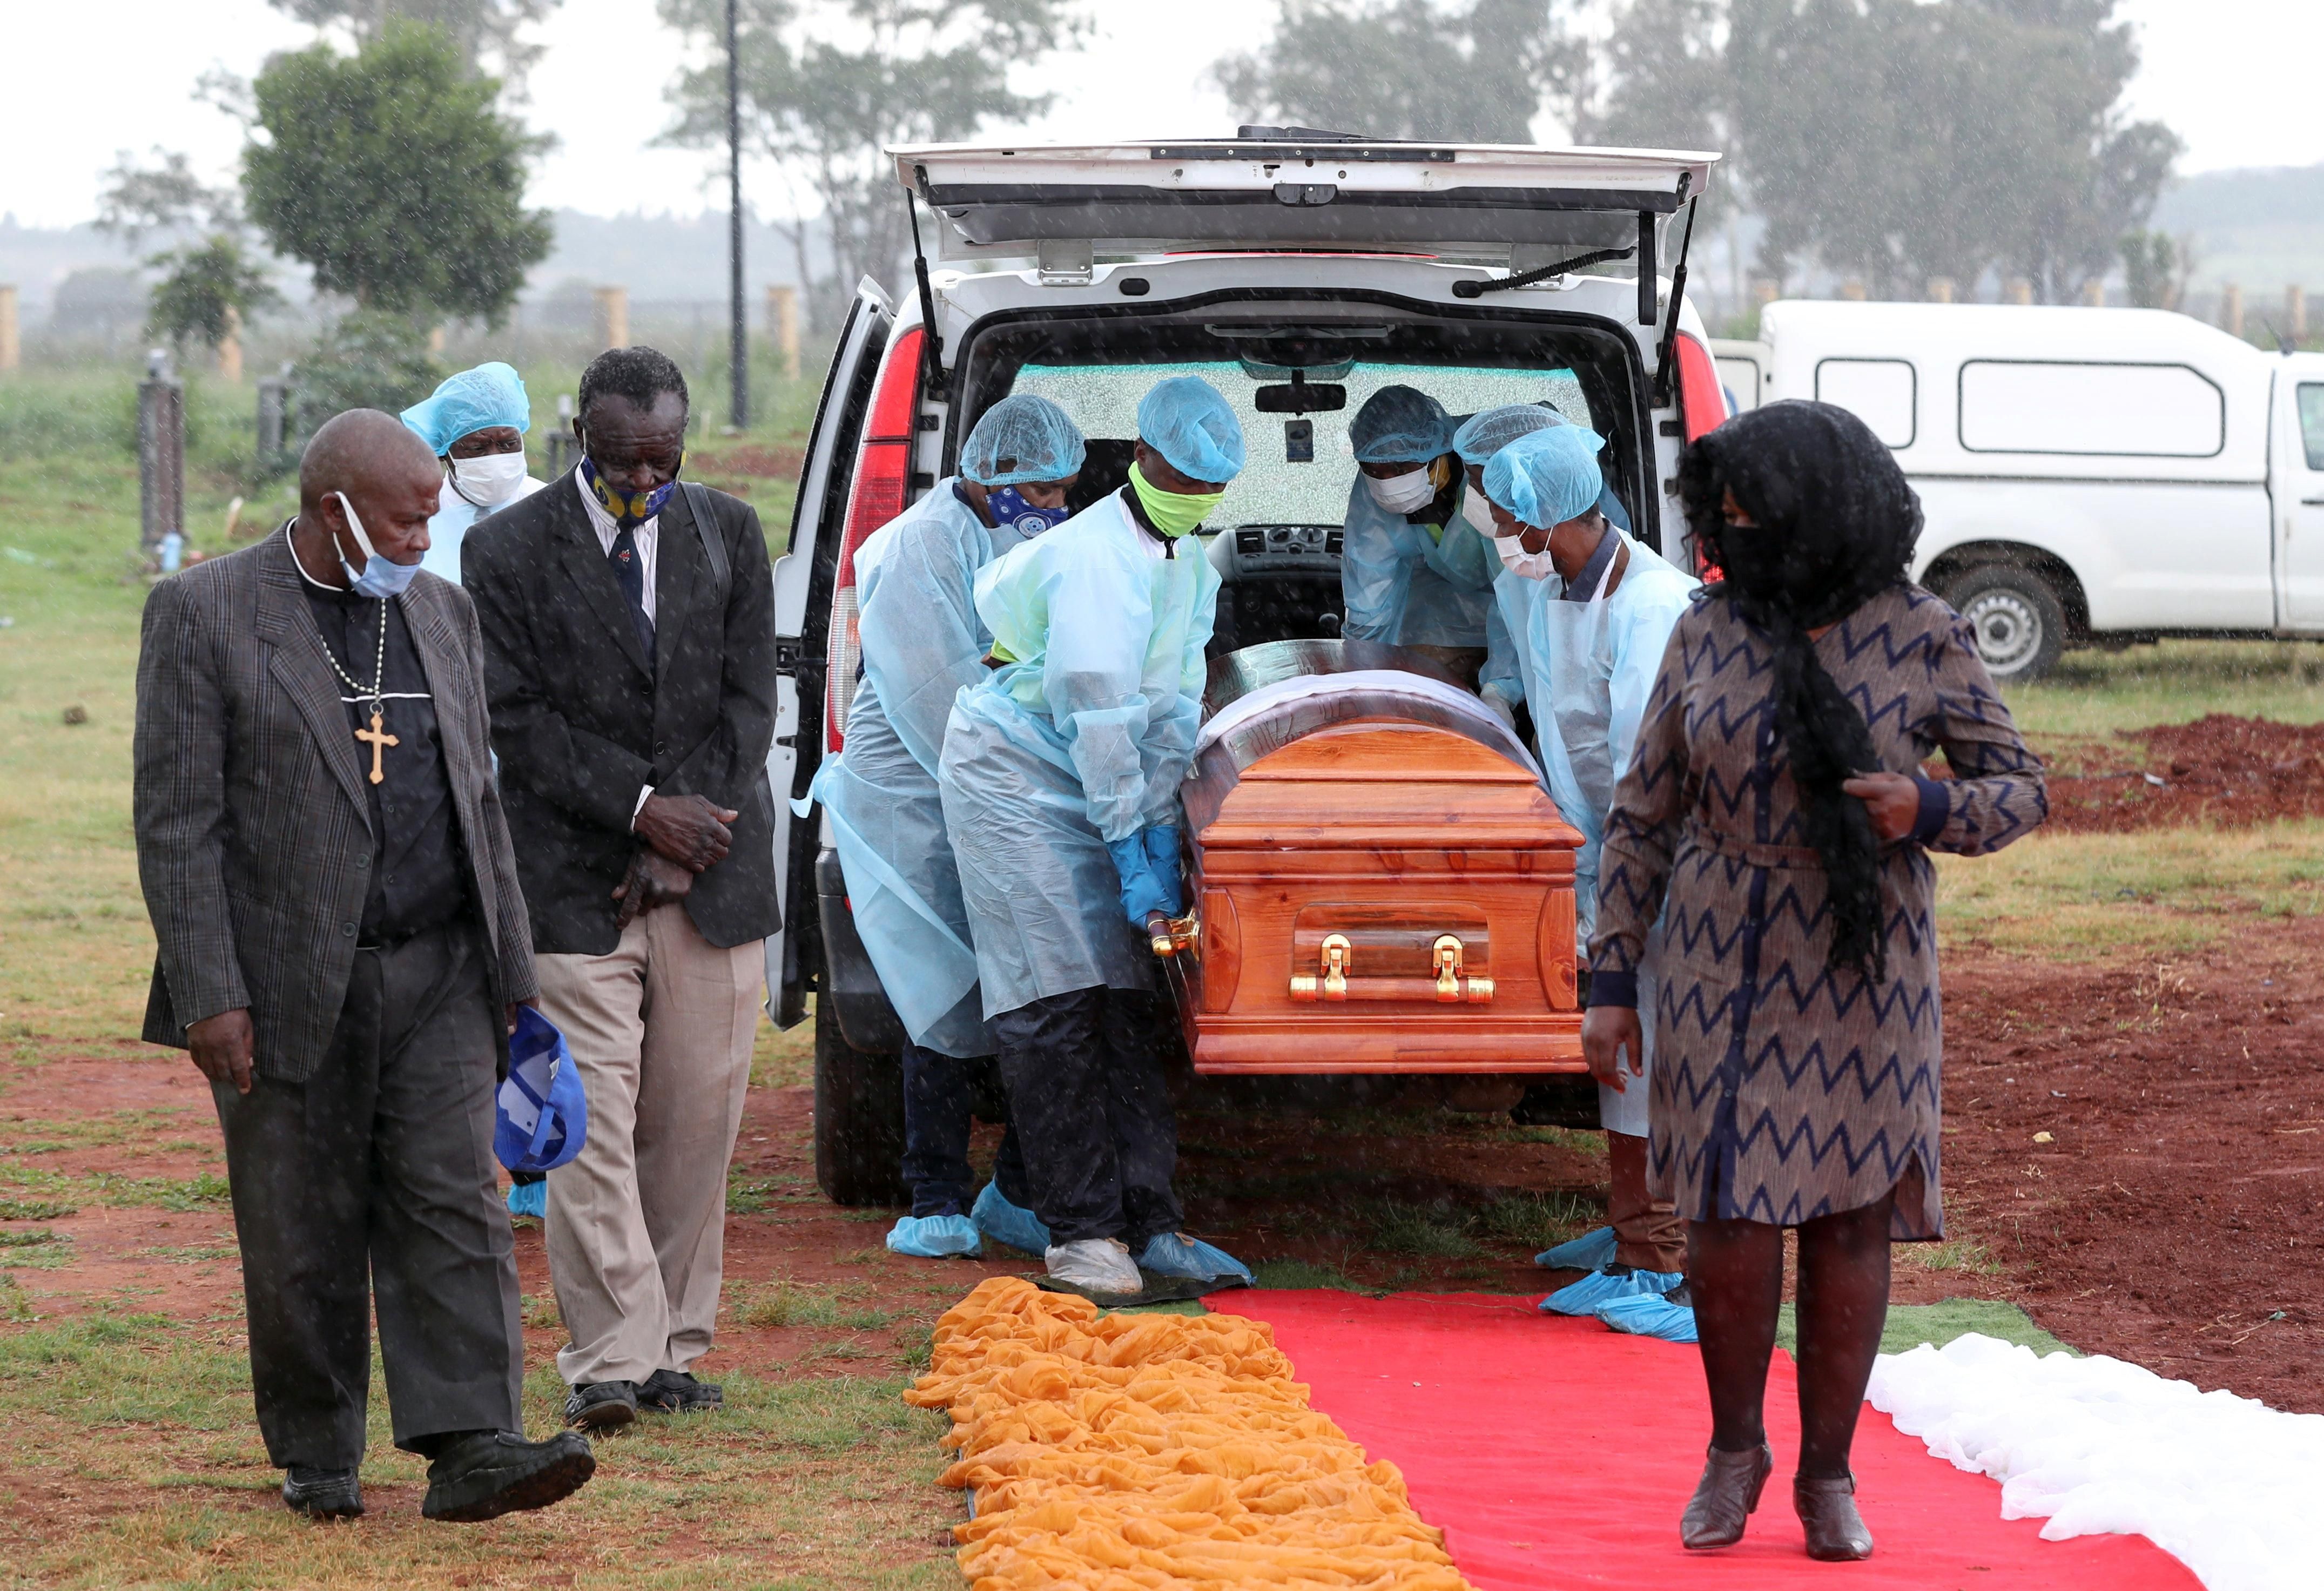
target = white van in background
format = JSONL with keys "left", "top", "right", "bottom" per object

{"left": 1714, "top": 300, "right": 2324, "bottom": 679}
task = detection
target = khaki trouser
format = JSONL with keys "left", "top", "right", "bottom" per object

{"left": 1608, "top": 1130, "right": 1688, "bottom": 1275}
{"left": 537, "top": 904, "right": 763, "bottom": 1387}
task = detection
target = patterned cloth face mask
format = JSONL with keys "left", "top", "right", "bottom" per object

{"left": 581, "top": 455, "right": 682, "bottom": 530}
{"left": 985, "top": 486, "right": 1072, "bottom": 538}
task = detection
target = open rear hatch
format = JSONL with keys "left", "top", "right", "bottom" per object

{"left": 893, "top": 135, "right": 1719, "bottom": 266}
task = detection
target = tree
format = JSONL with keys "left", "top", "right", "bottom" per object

{"left": 264, "top": 0, "right": 562, "bottom": 95}
{"left": 242, "top": 21, "right": 552, "bottom": 324}
{"left": 1211, "top": 0, "right": 1572, "bottom": 145}
{"left": 659, "top": 1, "right": 1088, "bottom": 330}
{"left": 145, "top": 235, "right": 285, "bottom": 356}
{"left": 95, "top": 149, "right": 241, "bottom": 250}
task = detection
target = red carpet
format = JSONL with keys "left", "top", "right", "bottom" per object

{"left": 1230, "top": 1290, "right": 2203, "bottom": 1590}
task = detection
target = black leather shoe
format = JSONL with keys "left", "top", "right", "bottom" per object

{"left": 281, "top": 1465, "right": 363, "bottom": 1520}
{"left": 1796, "top": 1472, "right": 1876, "bottom": 1561}
{"left": 563, "top": 1379, "right": 637, "bottom": 1431}
{"left": 1680, "top": 1441, "right": 1773, "bottom": 1549}
{"left": 636, "top": 1367, "right": 724, "bottom": 1414}
{"left": 421, "top": 1430, "right": 594, "bottom": 1522}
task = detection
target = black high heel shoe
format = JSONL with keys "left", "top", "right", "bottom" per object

{"left": 1680, "top": 1441, "right": 1774, "bottom": 1549}
{"left": 1795, "top": 1472, "right": 1876, "bottom": 1561}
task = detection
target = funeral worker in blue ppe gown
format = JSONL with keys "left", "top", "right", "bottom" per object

{"left": 1459, "top": 401, "right": 1635, "bottom": 734}
{"left": 1337, "top": 385, "right": 1500, "bottom": 688}
{"left": 810, "top": 395, "right": 1084, "bottom": 1261}
{"left": 400, "top": 363, "right": 546, "bottom": 585}
{"left": 938, "top": 375, "right": 1255, "bottom": 1298}
{"left": 1478, "top": 422, "right": 1700, "bottom": 1340}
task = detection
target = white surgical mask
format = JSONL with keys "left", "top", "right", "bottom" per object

{"left": 1460, "top": 488, "right": 1499, "bottom": 535}
{"left": 1363, "top": 464, "right": 1437, "bottom": 515}
{"left": 335, "top": 491, "right": 422, "bottom": 599}
{"left": 450, "top": 450, "right": 529, "bottom": 507}
{"left": 1495, "top": 530, "right": 1559, "bottom": 582}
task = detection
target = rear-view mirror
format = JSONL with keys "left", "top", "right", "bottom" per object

{"left": 1255, "top": 379, "right": 1346, "bottom": 414}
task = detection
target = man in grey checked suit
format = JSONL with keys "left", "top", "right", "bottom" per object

{"left": 133, "top": 409, "right": 594, "bottom": 1523}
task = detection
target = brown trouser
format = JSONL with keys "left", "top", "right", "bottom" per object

{"left": 1609, "top": 1130, "right": 1688, "bottom": 1275}
{"left": 537, "top": 904, "right": 764, "bottom": 1387}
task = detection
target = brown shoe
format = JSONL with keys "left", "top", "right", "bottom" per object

{"left": 1795, "top": 1472, "right": 1876, "bottom": 1561}
{"left": 1680, "top": 1441, "right": 1773, "bottom": 1549}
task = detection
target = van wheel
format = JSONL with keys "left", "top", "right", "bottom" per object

{"left": 812, "top": 996, "right": 908, "bottom": 1207}
{"left": 1947, "top": 565, "right": 2065, "bottom": 683}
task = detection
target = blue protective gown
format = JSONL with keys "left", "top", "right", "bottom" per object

{"left": 811, "top": 481, "right": 1033, "bottom": 1056}
{"left": 1486, "top": 530, "right": 1696, "bottom": 1134}
{"left": 1337, "top": 475, "right": 1499, "bottom": 649}
{"left": 418, "top": 473, "right": 544, "bottom": 584}
{"left": 939, "top": 488, "right": 1220, "bottom": 1017}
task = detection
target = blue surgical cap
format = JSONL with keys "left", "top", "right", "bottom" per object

{"left": 1137, "top": 375, "right": 1245, "bottom": 483}
{"left": 1452, "top": 402, "right": 1567, "bottom": 466}
{"left": 400, "top": 362, "right": 531, "bottom": 456}
{"left": 961, "top": 393, "right": 1086, "bottom": 486}
{"left": 1350, "top": 385, "right": 1452, "bottom": 463}
{"left": 1484, "top": 424, "right": 1609, "bottom": 529}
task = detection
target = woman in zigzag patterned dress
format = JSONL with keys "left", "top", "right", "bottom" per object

{"left": 1582, "top": 402, "right": 2047, "bottom": 1563}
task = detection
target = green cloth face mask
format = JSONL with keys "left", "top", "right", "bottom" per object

{"left": 1128, "top": 460, "right": 1224, "bottom": 538}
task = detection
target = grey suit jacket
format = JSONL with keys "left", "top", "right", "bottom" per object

{"left": 133, "top": 528, "right": 537, "bottom": 1080}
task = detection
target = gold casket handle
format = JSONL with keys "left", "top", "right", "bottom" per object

{"left": 1146, "top": 909, "right": 1202, "bottom": 961}
{"left": 1291, "top": 932, "right": 1489, "bottom": 1003}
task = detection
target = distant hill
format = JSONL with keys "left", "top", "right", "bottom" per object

{"left": 2150, "top": 165, "right": 2324, "bottom": 292}
{"left": 0, "top": 207, "right": 817, "bottom": 323}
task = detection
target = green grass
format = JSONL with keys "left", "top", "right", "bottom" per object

{"left": 1935, "top": 818, "right": 2324, "bottom": 958}
{"left": 1777, "top": 1297, "right": 2078, "bottom": 1358}
{"left": 2004, "top": 638, "right": 2324, "bottom": 741}
{"left": 1247, "top": 1258, "right": 1380, "bottom": 1293}
{"left": 727, "top": 1277, "right": 898, "bottom": 1332}
{"left": 0, "top": 1166, "right": 231, "bottom": 1213}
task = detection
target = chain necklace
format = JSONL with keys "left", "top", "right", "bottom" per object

{"left": 319, "top": 595, "right": 398, "bottom": 785}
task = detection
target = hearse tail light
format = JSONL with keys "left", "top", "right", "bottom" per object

{"left": 824, "top": 326, "right": 924, "bottom": 755}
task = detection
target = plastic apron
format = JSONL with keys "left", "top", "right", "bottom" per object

{"left": 1523, "top": 532, "right": 1696, "bottom": 1135}
{"left": 804, "top": 483, "right": 1026, "bottom": 1056}
{"left": 1337, "top": 475, "right": 1499, "bottom": 649}
{"left": 939, "top": 489, "right": 1219, "bottom": 1018}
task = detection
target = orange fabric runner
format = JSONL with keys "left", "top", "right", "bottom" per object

{"left": 904, "top": 1277, "right": 1474, "bottom": 1589}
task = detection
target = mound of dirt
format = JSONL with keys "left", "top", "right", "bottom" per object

{"left": 706, "top": 444, "right": 807, "bottom": 479}
{"left": 2042, "top": 714, "right": 2324, "bottom": 832}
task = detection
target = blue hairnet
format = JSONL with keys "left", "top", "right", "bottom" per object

{"left": 1452, "top": 402, "right": 1566, "bottom": 466}
{"left": 399, "top": 362, "right": 531, "bottom": 456}
{"left": 961, "top": 393, "right": 1087, "bottom": 486}
{"left": 1137, "top": 375, "right": 1245, "bottom": 483}
{"left": 1484, "top": 424, "right": 1609, "bottom": 528}
{"left": 1350, "top": 385, "right": 1452, "bottom": 463}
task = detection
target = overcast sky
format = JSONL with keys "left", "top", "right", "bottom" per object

{"left": 4, "top": 0, "right": 2321, "bottom": 230}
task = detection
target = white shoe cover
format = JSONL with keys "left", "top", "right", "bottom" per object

{"left": 1044, "top": 1237, "right": 1143, "bottom": 1296}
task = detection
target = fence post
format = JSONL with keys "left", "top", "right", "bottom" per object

{"left": 2222, "top": 282, "right": 2244, "bottom": 338}
{"left": 2287, "top": 285, "right": 2307, "bottom": 343}
{"left": 139, "top": 349, "right": 185, "bottom": 555}
{"left": 545, "top": 393, "right": 577, "bottom": 478}
{"left": 766, "top": 285, "right": 800, "bottom": 381}
{"left": 256, "top": 373, "right": 288, "bottom": 464}
{"left": 0, "top": 285, "right": 17, "bottom": 372}
{"left": 592, "top": 287, "right": 629, "bottom": 351}
{"left": 1925, "top": 277, "right": 1956, "bottom": 304}
{"left": 2005, "top": 278, "right": 2033, "bottom": 305}
{"left": 2081, "top": 279, "right": 2106, "bottom": 306}
{"left": 218, "top": 307, "right": 244, "bottom": 382}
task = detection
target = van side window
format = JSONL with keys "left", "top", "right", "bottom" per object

{"left": 1814, "top": 359, "right": 1916, "bottom": 448}
{"left": 2299, "top": 383, "right": 2324, "bottom": 471}
{"left": 1958, "top": 361, "right": 2225, "bottom": 457}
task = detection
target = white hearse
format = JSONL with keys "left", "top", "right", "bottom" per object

{"left": 1714, "top": 300, "right": 2324, "bottom": 679}
{"left": 769, "top": 132, "right": 1730, "bottom": 1200}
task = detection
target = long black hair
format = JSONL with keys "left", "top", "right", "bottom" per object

{"left": 1679, "top": 401, "right": 1923, "bottom": 982}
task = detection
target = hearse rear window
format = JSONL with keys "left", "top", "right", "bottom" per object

{"left": 1011, "top": 360, "right": 1592, "bottom": 530}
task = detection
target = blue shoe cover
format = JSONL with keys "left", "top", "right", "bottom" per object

{"left": 1137, "top": 1232, "right": 1255, "bottom": 1285}
{"left": 1535, "top": 1226, "right": 1617, "bottom": 1270}
{"left": 969, "top": 1182, "right": 1051, "bottom": 1256}
{"left": 1595, "top": 1292, "right": 1699, "bottom": 1344}
{"left": 506, "top": 1178, "right": 547, "bottom": 1219}
{"left": 1539, "top": 1265, "right": 1684, "bottom": 1317}
{"left": 886, "top": 1212, "right": 984, "bottom": 1259}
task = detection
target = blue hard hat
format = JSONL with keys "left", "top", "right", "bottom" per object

{"left": 1137, "top": 375, "right": 1245, "bottom": 483}
{"left": 400, "top": 362, "right": 531, "bottom": 456}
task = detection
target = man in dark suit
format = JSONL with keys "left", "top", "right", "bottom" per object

{"left": 133, "top": 409, "right": 596, "bottom": 1522}
{"left": 462, "top": 347, "right": 777, "bottom": 1431}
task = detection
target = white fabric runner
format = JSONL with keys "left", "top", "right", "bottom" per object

{"left": 1194, "top": 668, "right": 1540, "bottom": 775}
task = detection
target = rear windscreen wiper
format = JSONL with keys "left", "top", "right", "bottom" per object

{"left": 1452, "top": 245, "right": 1638, "bottom": 299}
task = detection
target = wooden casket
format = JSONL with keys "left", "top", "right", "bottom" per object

{"left": 1155, "top": 640, "right": 1587, "bottom": 1075}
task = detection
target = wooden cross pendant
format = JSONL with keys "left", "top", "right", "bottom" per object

{"left": 356, "top": 710, "right": 399, "bottom": 785}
